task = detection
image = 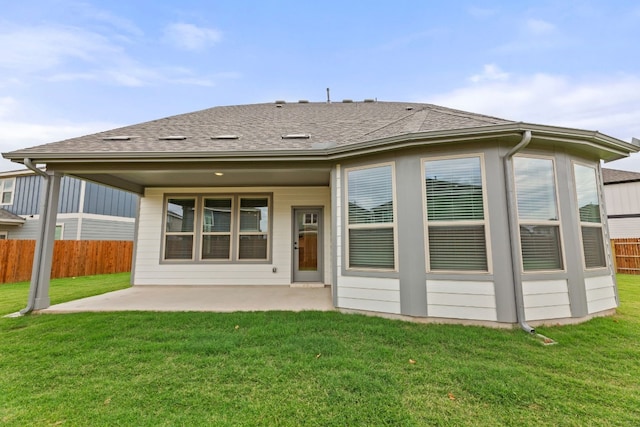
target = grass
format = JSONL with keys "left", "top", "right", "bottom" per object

{"left": 0, "top": 273, "right": 131, "bottom": 316}
{"left": 0, "top": 275, "right": 639, "bottom": 426}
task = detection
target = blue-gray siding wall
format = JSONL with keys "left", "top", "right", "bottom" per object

{"left": 59, "top": 176, "right": 81, "bottom": 214}
{"left": 5, "top": 176, "right": 136, "bottom": 218}
{"left": 8, "top": 175, "right": 42, "bottom": 215}
{"left": 84, "top": 182, "right": 136, "bottom": 218}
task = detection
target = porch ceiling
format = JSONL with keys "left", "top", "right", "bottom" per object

{"left": 57, "top": 163, "right": 332, "bottom": 193}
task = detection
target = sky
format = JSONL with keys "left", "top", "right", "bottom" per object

{"left": 1, "top": 0, "right": 639, "bottom": 172}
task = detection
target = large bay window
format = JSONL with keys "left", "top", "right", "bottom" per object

{"left": 424, "top": 155, "right": 489, "bottom": 272}
{"left": 514, "top": 156, "right": 563, "bottom": 271}
{"left": 163, "top": 194, "right": 270, "bottom": 262}
{"left": 574, "top": 164, "right": 606, "bottom": 269}
{"left": 346, "top": 163, "right": 396, "bottom": 270}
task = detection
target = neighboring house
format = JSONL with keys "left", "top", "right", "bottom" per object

{"left": 3, "top": 100, "right": 639, "bottom": 327}
{"left": 0, "top": 168, "right": 137, "bottom": 241}
{"left": 602, "top": 168, "right": 640, "bottom": 238}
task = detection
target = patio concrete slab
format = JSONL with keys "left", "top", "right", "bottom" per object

{"left": 39, "top": 285, "right": 334, "bottom": 313}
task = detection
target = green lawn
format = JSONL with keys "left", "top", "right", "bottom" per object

{"left": 0, "top": 273, "right": 131, "bottom": 316}
{"left": 0, "top": 275, "right": 639, "bottom": 426}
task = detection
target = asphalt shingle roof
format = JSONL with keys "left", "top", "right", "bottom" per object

{"left": 8, "top": 101, "right": 514, "bottom": 155}
{"left": 0, "top": 208, "right": 25, "bottom": 224}
{"left": 602, "top": 168, "right": 640, "bottom": 184}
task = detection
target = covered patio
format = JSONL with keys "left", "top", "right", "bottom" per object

{"left": 39, "top": 285, "right": 334, "bottom": 313}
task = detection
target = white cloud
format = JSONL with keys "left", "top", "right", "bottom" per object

{"left": 0, "top": 25, "right": 120, "bottom": 71}
{"left": 163, "top": 23, "right": 222, "bottom": 51}
{"left": 0, "top": 119, "right": 120, "bottom": 172}
{"left": 0, "top": 96, "right": 16, "bottom": 117}
{"left": 526, "top": 19, "right": 555, "bottom": 35}
{"left": 426, "top": 66, "right": 640, "bottom": 143}
{"left": 0, "top": 24, "right": 228, "bottom": 87}
{"left": 469, "top": 64, "right": 509, "bottom": 83}
{"left": 427, "top": 66, "right": 640, "bottom": 171}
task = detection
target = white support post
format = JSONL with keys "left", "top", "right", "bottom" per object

{"left": 25, "top": 171, "right": 62, "bottom": 311}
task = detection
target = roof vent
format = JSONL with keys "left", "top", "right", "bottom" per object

{"left": 363, "top": 99, "right": 375, "bottom": 103}
{"left": 282, "top": 134, "right": 310, "bottom": 139}
{"left": 274, "top": 100, "right": 286, "bottom": 104}
{"left": 211, "top": 135, "right": 240, "bottom": 140}
{"left": 405, "top": 107, "right": 414, "bottom": 111}
{"left": 158, "top": 136, "right": 187, "bottom": 140}
{"left": 342, "top": 99, "right": 353, "bottom": 103}
{"left": 298, "top": 99, "right": 309, "bottom": 103}
{"left": 102, "top": 136, "right": 133, "bottom": 141}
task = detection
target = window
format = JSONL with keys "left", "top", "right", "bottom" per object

{"left": 165, "top": 198, "right": 196, "bottom": 260}
{"left": 574, "top": 164, "right": 606, "bottom": 268}
{"left": 424, "top": 155, "right": 489, "bottom": 272}
{"left": 0, "top": 178, "right": 15, "bottom": 205}
{"left": 238, "top": 197, "right": 269, "bottom": 260}
{"left": 202, "top": 198, "right": 232, "bottom": 260}
{"left": 0, "top": 231, "right": 7, "bottom": 240}
{"left": 514, "top": 157, "right": 563, "bottom": 271}
{"left": 163, "top": 195, "right": 270, "bottom": 262}
{"left": 346, "top": 164, "right": 396, "bottom": 270}
{"left": 55, "top": 224, "right": 64, "bottom": 240}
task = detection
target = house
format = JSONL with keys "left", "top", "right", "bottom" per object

{"left": 0, "top": 168, "right": 137, "bottom": 241}
{"left": 602, "top": 168, "right": 640, "bottom": 238}
{"left": 3, "top": 100, "right": 638, "bottom": 328}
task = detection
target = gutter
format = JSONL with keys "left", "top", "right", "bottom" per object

{"left": 20, "top": 158, "right": 49, "bottom": 314}
{"left": 503, "top": 131, "right": 535, "bottom": 334}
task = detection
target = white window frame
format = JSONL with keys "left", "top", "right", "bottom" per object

{"left": 162, "top": 194, "right": 271, "bottom": 263}
{"left": 513, "top": 154, "right": 566, "bottom": 273}
{"left": 345, "top": 162, "right": 398, "bottom": 272}
{"left": 572, "top": 161, "right": 607, "bottom": 270}
{"left": 421, "top": 153, "right": 492, "bottom": 274}
{"left": 0, "top": 178, "right": 16, "bottom": 206}
{"left": 0, "top": 231, "right": 8, "bottom": 239}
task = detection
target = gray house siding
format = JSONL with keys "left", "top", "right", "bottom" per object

{"left": 4, "top": 176, "right": 136, "bottom": 218}
{"left": 80, "top": 217, "right": 135, "bottom": 240}
{"left": 1, "top": 173, "right": 137, "bottom": 241}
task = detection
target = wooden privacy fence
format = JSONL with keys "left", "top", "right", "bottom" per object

{"left": 0, "top": 240, "right": 133, "bottom": 284}
{"left": 611, "top": 238, "right": 640, "bottom": 275}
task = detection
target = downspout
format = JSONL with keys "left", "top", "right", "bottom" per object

{"left": 21, "top": 158, "right": 49, "bottom": 314}
{"left": 503, "top": 131, "right": 536, "bottom": 334}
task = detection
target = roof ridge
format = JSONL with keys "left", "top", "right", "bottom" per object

{"left": 360, "top": 106, "right": 429, "bottom": 137}
{"left": 422, "top": 103, "right": 513, "bottom": 124}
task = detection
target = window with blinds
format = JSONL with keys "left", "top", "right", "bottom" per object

{"left": 346, "top": 163, "right": 396, "bottom": 270}
{"left": 424, "top": 155, "right": 489, "bottom": 272}
{"left": 514, "top": 156, "right": 563, "bottom": 271}
{"left": 574, "top": 164, "right": 606, "bottom": 269}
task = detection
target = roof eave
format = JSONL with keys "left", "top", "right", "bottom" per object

{"left": 3, "top": 123, "right": 636, "bottom": 165}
